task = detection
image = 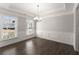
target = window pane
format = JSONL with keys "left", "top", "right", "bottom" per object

{"left": 0, "top": 16, "right": 17, "bottom": 41}
{"left": 26, "top": 19, "right": 34, "bottom": 35}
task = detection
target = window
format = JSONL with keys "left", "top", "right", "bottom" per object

{"left": 0, "top": 16, "right": 17, "bottom": 41}
{"left": 26, "top": 18, "right": 34, "bottom": 35}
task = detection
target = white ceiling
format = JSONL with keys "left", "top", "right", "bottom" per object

{"left": 0, "top": 3, "right": 75, "bottom": 17}
{"left": 10, "top": 3, "right": 65, "bottom": 15}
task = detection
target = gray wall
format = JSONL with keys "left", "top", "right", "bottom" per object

{"left": 37, "top": 13, "right": 74, "bottom": 45}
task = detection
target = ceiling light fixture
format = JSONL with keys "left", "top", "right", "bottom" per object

{"left": 33, "top": 4, "right": 42, "bottom": 22}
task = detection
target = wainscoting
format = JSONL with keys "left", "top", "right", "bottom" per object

{"left": 0, "top": 35, "right": 34, "bottom": 47}
{"left": 37, "top": 31, "right": 73, "bottom": 45}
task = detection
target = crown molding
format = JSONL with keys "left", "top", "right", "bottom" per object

{"left": 40, "top": 7, "right": 65, "bottom": 16}
{"left": 42, "top": 11, "right": 73, "bottom": 19}
{"left": 0, "top": 7, "right": 34, "bottom": 18}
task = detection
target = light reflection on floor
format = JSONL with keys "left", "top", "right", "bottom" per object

{"left": 25, "top": 40, "right": 36, "bottom": 54}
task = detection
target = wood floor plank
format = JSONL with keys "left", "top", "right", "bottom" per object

{"left": 0, "top": 37, "right": 79, "bottom": 55}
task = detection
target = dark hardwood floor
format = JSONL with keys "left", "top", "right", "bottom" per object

{"left": 0, "top": 37, "right": 79, "bottom": 55}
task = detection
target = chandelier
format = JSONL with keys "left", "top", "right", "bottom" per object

{"left": 33, "top": 5, "right": 42, "bottom": 22}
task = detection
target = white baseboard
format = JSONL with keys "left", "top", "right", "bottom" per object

{"left": 37, "top": 31, "right": 73, "bottom": 46}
